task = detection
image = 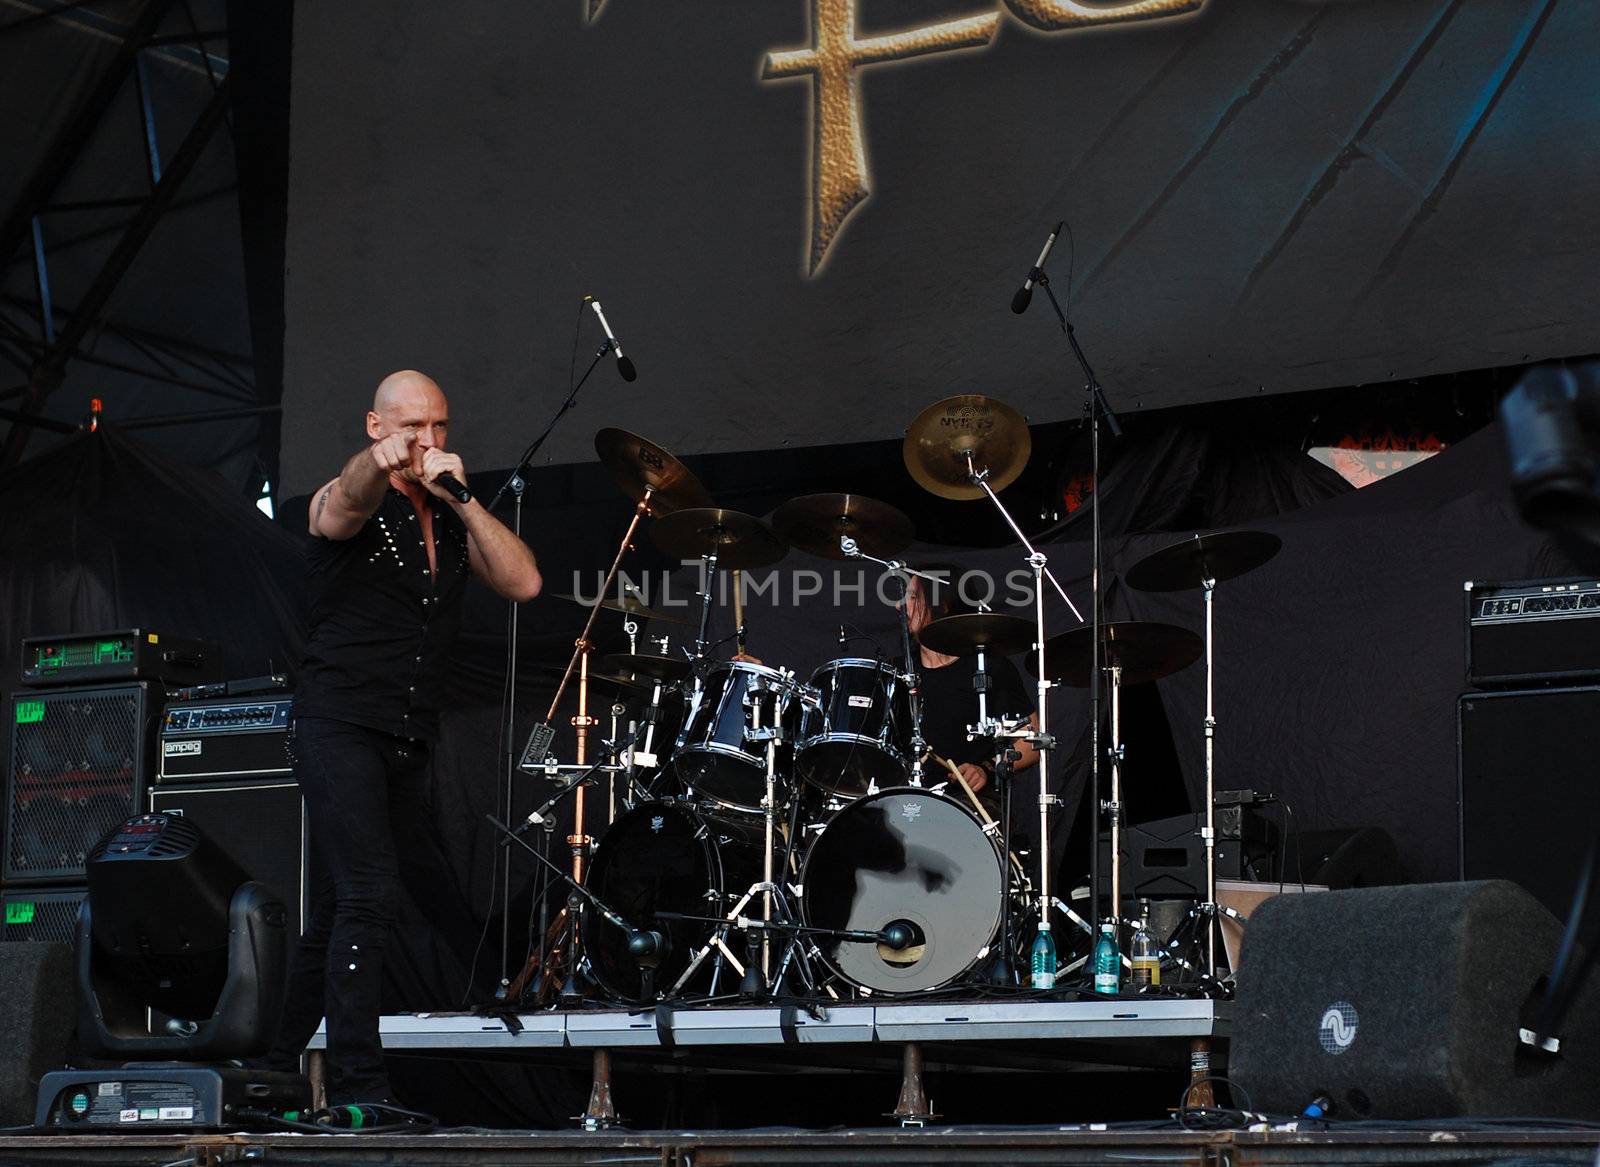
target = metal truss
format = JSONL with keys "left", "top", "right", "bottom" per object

{"left": 0, "top": 0, "right": 254, "bottom": 469}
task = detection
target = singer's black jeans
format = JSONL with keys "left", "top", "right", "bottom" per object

{"left": 268, "top": 716, "right": 433, "bottom": 1105}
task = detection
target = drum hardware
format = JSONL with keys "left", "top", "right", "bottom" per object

{"left": 1126, "top": 530, "right": 1282, "bottom": 978}
{"left": 549, "top": 588, "right": 696, "bottom": 627}
{"left": 648, "top": 506, "right": 788, "bottom": 664}
{"left": 904, "top": 395, "right": 1084, "bottom": 945}
{"left": 837, "top": 538, "right": 946, "bottom": 788}
{"left": 1027, "top": 620, "right": 1204, "bottom": 953}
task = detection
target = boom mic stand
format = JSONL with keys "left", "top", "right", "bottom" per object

{"left": 482, "top": 320, "right": 617, "bottom": 1002}
{"left": 1036, "top": 272, "right": 1122, "bottom": 938}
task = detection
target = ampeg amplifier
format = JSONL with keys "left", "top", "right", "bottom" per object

{"left": 21, "top": 629, "right": 222, "bottom": 689}
{"left": 158, "top": 697, "right": 292, "bottom": 782}
{"left": 1466, "top": 577, "right": 1600, "bottom": 687}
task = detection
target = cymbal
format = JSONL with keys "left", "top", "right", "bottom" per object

{"left": 1124, "top": 531, "right": 1283, "bottom": 592}
{"left": 596, "top": 653, "right": 690, "bottom": 684}
{"left": 594, "top": 428, "right": 714, "bottom": 516}
{"left": 586, "top": 670, "right": 653, "bottom": 695}
{"left": 550, "top": 590, "right": 695, "bottom": 627}
{"left": 918, "top": 612, "right": 1034, "bottom": 658}
{"left": 771, "top": 493, "right": 914, "bottom": 561}
{"left": 903, "top": 395, "right": 1032, "bottom": 501}
{"left": 649, "top": 507, "right": 788, "bottom": 570}
{"left": 1029, "top": 621, "right": 1203, "bottom": 687}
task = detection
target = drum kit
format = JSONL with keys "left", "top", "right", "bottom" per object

{"left": 495, "top": 395, "right": 1282, "bottom": 1007}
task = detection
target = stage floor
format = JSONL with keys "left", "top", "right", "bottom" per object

{"left": 2, "top": 1124, "right": 1599, "bottom": 1166}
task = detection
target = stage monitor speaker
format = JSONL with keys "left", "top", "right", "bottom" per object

{"left": 1231, "top": 880, "right": 1600, "bottom": 1121}
{"left": 0, "top": 942, "right": 74, "bottom": 1127}
{"left": 5, "top": 684, "right": 158, "bottom": 884}
{"left": 1458, "top": 686, "right": 1600, "bottom": 918}
{"left": 147, "top": 780, "right": 309, "bottom": 933}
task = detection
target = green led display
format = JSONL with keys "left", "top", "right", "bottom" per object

{"left": 5, "top": 902, "right": 35, "bottom": 925}
{"left": 15, "top": 699, "right": 44, "bottom": 725}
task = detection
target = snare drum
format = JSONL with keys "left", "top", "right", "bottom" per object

{"left": 670, "top": 660, "right": 796, "bottom": 813}
{"left": 793, "top": 658, "right": 910, "bottom": 797}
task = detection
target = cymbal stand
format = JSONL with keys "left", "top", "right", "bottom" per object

{"left": 1201, "top": 571, "right": 1219, "bottom": 976}
{"left": 692, "top": 547, "right": 721, "bottom": 671}
{"left": 839, "top": 537, "right": 945, "bottom": 787}
{"left": 961, "top": 449, "right": 1082, "bottom": 928}
{"left": 532, "top": 487, "right": 657, "bottom": 1003}
{"left": 1108, "top": 662, "right": 1125, "bottom": 922}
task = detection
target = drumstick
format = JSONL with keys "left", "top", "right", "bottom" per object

{"left": 926, "top": 749, "right": 995, "bottom": 826}
{"left": 927, "top": 749, "right": 1029, "bottom": 883}
{"left": 733, "top": 568, "right": 747, "bottom": 656}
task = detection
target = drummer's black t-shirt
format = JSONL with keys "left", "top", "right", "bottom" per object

{"left": 913, "top": 654, "right": 1035, "bottom": 769}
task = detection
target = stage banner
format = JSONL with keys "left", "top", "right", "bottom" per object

{"left": 281, "top": 0, "right": 1598, "bottom": 495}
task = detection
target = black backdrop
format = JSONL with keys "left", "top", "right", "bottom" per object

{"left": 279, "top": 0, "right": 1600, "bottom": 496}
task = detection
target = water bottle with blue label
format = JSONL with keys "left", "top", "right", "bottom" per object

{"left": 1030, "top": 921, "right": 1057, "bottom": 989}
{"left": 1093, "top": 921, "right": 1121, "bottom": 995}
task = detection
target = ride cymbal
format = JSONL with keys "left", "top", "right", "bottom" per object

{"left": 772, "top": 493, "right": 914, "bottom": 561}
{"left": 1028, "top": 621, "right": 1203, "bottom": 687}
{"left": 649, "top": 507, "right": 789, "bottom": 570}
{"left": 1124, "top": 531, "right": 1283, "bottom": 592}
{"left": 918, "top": 612, "right": 1035, "bottom": 658}
{"left": 596, "top": 653, "right": 691, "bottom": 684}
{"left": 594, "top": 428, "right": 713, "bottom": 515}
{"left": 903, "top": 395, "right": 1032, "bottom": 501}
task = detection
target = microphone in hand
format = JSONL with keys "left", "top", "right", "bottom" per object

{"left": 434, "top": 473, "right": 472, "bottom": 504}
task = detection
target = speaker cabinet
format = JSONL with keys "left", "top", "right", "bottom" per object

{"left": 0, "top": 942, "right": 74, "bottom": 1126}
{"left": 2, "top": 886, "right": 86, "bottom": 944}
{"left": 147, "top": 780, "right": 309, "bottom": 932}
{"left": 5, "top": 684, "right": 157, "bottom": 884}
{"left": 1458, "top": 686, "right": 1600, "bottom": 918}
{"left": 1231, "top": 880, "right": 1600, "bottom": 1120}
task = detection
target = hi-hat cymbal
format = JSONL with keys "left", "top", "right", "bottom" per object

{"left": 1124, "top": 531, "right": 1283, "bottom": 593}
{"left": 596, "top": 653, "right": 690, "bottom": 684}
{"left": 649, "top": 507, "right": 788, "bottom": 570}
{"left": 594, "top": 428, "right": 714, "bottom": 515}
{"left": 1028, "top": 621, "right": 1203, "bottom": 687}
{"left": 919, "top": 612, "right": 1034, "bottom": 658}
{"left": 550, "top": 590, "right": 695, "bottom": 627}
{"left": 772, "top": 493, "right": 914, "bottom": 561}
{"left": 903, "top": 395, "right": 1032, "bottom": 501}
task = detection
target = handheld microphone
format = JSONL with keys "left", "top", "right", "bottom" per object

{"left": 587, "top": 297, "right": 638, "bottom": 382}
{"left": 1010, "top": 221, "right": 1063, "bottom": 315}
{"left": 433, "top": 472, "right": 472, "bottom": 504}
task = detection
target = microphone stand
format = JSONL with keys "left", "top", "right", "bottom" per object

{"left": 484, "top": 333, "right": 615, "bottom": 1002}
{"left": 1037, "top": 274, "right": 1122, "bottom": 937}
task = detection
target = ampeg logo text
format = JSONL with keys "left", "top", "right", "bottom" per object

{"left": 1318, "top": 1001, "right": 1359, "bottom": 1054}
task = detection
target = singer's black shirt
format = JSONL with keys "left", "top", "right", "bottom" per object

{"left": 295, "top": 487, "right": 471, "bottom": 742}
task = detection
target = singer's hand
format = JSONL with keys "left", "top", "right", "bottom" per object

{"left": 420, "top": 447, "right": 467, "bottom": 502}
{"left": 370, "top": 431, "right": 417, "bottom": 476}
{"left": 957, "top": 762, "right": 989, "bottom": 795}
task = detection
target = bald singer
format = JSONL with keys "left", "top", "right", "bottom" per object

{"left": 262, "top": 370, "right": 541, "bottom": 1112}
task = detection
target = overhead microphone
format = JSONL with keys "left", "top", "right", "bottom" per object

{"left": 587, "top": 296, "right": 638, "bottom": 382}
{"left": 1010, "top": 221, "right": 1063, "bottom": 315}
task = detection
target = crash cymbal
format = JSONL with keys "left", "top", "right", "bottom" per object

{"left": 594, "top": 428, "right": 714, "bottom": 515}
{"left": 1124, "top": 531, "right": 1283, "bottom": 592}
{"left": 596, "top": 652, "right": 691, "bottom": 684}
{"left": 771, "top": 493, "right": 915, "bottom": 561}
{"left": 903, "top": 395, "right": 1032, "bottom": 501}
{"left": 1029, "top": 621, "right": 1203, "bottom": 687}
{"left": 649, "top": 507, "right": 788, "bottom": 570}
{"left": 550, "top": 590, "right": 695, "bottom": 627}
{"left": 918, "top": 612, "right": 1034, "bottom": 658}
{"left": 585, "top": 670, "right": 654, "bottom": 695}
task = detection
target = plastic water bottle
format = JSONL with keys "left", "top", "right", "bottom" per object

{"left": 1029, "top": 922, "right": 1057, "bottom": 989}
{"left": 1093, "top": 921, "right": 1121, "bottom": 995}
{"left": 1130, "top": 901, "right": 1161, "bottom": 988}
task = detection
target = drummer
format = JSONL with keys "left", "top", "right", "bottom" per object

{"left": 902, "top": 567, "right": 1039, "bottom": 806}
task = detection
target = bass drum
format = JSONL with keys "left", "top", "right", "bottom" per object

{"left": 583, "top": 800, "right": 763, "bottom": 1004}
{"left": 801, "top": 788, "right": 1004, "bottom": 995}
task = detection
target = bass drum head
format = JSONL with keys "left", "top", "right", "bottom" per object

{"left": 583, "top": 801, "right": 759, "bottom": 1003}
{"left": 801, "top": 788, "right": 1004, "bottom": 994}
